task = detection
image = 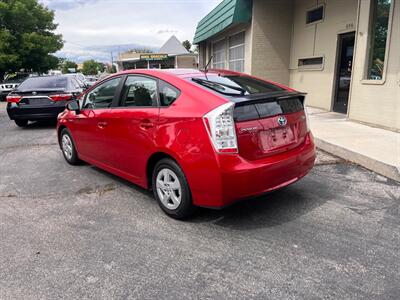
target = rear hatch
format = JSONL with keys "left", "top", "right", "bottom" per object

{"left": 232, "top": 91, "right": 308, "bottom": 160}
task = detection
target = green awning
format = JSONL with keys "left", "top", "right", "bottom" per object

{"left": 193, "top": 0, "right": 252, "bottom": 44}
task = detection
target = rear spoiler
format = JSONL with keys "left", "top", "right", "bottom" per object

{"left": 229, "top": 91, "right": 307, "bottom": 106}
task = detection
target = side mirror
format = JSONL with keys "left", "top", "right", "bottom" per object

{"left": 66, "top": 100, "right": 80, "bottom": 114}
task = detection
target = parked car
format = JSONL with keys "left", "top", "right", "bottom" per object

{"left": 0, "top": 73, "right": 37, "bottom": 101}
{"left": 6, "top": 76, "right": 83, "bottom": 127}
{"left": 65, "top": 73, "right": 89, "bottom": 89}
{"left": 57, "top": 69, "right": 316, "bottom": 219}
{"left": 85, "top": 75, "right": 99, "bottom": 87}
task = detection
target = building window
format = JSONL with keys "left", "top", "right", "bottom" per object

{"left": 366, "top": 0, "right": 392, "bottom": 80}
{"left": 306, "top": 5, "right": 324, "bottom": 24}
{"left": 298, "top": 56, "right": 324, "bottom": 71}
{"left": 212, "top": 40, "right": 226, "bottom": 69}
{"left": 229, "top": 32, "right": 245, "bottom": 72}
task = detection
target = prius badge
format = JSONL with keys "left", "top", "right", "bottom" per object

{"left": 277, "top": 116, "right": 287, "bottom": 127}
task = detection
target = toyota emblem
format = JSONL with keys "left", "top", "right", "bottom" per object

{"left": 277, "top": 116, "right": 287, "bottom": 127}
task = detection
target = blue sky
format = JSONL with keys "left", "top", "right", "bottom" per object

{"left": 40, "top": 0, "right": 222, "bottom": 62}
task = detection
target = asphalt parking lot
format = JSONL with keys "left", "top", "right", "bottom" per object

{"left": 0, "top": 102, "right": 399, "bottom": 299}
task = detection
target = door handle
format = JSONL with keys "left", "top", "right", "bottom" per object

{"left": 97, "top": 121, "right": 108, "bottom": 129}
{"left": 140, "top": 119, "right": 154, "bottom": 129}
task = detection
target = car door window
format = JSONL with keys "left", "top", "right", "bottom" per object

{"left": 159, "top": 81, "right": 180, "bottom": 106}
{"left": 120, "top": 76, "right": 158, "bottom": 107}
{"left": 84, "top": 77, "right": 121, "bottom": 109}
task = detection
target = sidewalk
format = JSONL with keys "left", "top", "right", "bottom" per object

{"left": 308, "top": 107, "right": 400, "bottom": 182}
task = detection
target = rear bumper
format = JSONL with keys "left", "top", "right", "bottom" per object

{"left": 6, "top": 101, "right": 67, "bottom": 120}
{"left": 193, "top": 133, "right": 316, "bottom": 208}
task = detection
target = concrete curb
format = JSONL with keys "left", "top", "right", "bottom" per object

{"left": 315, "top": 138, "right": 400, "bottom": 182}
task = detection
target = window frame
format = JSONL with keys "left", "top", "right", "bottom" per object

{"left": 82, "top": 76, "right": 123, "bottom": 110}
{"left": 228, "top": 31, "right": 246, "bottom": 72}
{"left": 298, "top": 56, "right": 325, "bottom": 71}
{"left": 158, "top": 79, "right": 181, "bottom": 107}
{"left": 212, "top": 38, "right": 227, "bottom": 69}
{"left": 306, "top": 4, "right": 325, "bottom": 26}
{"left": 361, "top": 0, "right": 394, "bottom": 85}
{"left": 116, "top": 74, "right": 160, "bottom": 108}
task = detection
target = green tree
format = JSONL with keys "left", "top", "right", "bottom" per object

{"left": 182, "top": 40, "right": 192, "bottom": 52}
{"left": 61, "top": 60, "right": 78, "bottom": 74}
{"left": 0, "top": 0, "right": 64, "bottom": 80}
{"left": 97, "top": 62, "right": 106, "bottom": 73}
{"left": 106, "top": 64, "right": 116, "bottom": 73}
{"left": 82, "top": 59, "right": 100, "bottom": 75}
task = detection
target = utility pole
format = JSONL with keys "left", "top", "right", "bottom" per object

{"left": 110, "top": 51, "right": 114, "bottom": 73}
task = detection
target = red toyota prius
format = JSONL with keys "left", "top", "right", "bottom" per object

{"left": 57, "top": 69, "right": 315, "bottom": 219}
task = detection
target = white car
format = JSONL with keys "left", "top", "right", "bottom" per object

{"left": 0, "top": 73, "right": 37, "bottom": 101}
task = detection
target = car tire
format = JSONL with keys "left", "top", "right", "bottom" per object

{"left": 152, "top": 158, "right": 196, "bottom": 219}
{"left": 15, "top": 119, "right": 28, "bottom": 127}
{"left": 60, "top": 128, "right": 80, "bottom": 165}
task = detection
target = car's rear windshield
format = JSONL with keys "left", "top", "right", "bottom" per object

{"left": 191, "top": 75, "right": 284, "bottom": 96}
{"left": 17, "top": 77, "right": 69, "bottom": 91}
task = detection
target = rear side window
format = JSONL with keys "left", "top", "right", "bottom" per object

{"left": 234, "top": 97, "right": 304, "bottom": 122}
{"left": 120, "top": 76, "right": 158, "bottom": 107}
{"left": 159, "top": 81, "right": 180, "bottom": 106}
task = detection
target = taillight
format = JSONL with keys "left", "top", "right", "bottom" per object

{"left": 203, "top": 102, "right": 238, "bottom": 153}
{"left": 50, "top": 94, "right": 73, "bottom": 101}
{"left": 6, "top": 95, "right": 22, "bottom": 103}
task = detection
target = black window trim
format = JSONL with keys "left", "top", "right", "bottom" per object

{"left": 82, "top": 76, "right": 123, "bottom": 110}
{"left": 112, "top": 74, "right": 182, "bottom": 109}
{"left": 113, "top": 74, "right": 160, "bottom": 109}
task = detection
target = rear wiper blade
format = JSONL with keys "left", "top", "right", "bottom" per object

{"left": 192, "top": 78, "right": 246, "bottom": 95}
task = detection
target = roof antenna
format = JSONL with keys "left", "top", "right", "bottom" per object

{"left": 203, "top": 55, "right": 213, "bottom": 80}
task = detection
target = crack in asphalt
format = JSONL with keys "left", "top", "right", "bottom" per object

{"left": 345, "top": 190, "right": 400, "bottom": 217}
{"left": 0, "top": 184, "right": 119, "bottom": 199}
{"left": 76, "top": 184, "right": 117, "bottom": 196}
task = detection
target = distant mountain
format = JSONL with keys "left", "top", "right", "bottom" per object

{"left": 56, "top": 43, "right": 160, "bottom": 63}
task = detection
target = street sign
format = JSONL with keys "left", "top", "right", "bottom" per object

{"left": 140, "top": 54, "right": 168, "bottom": 61}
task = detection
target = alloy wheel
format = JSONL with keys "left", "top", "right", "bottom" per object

{"left": 156, "top": 168, "right": 182, "bottom": 210}
{"left": 61, "top": 134, "right": 73, "bottom": 160}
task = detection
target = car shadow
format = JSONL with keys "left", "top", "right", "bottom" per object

{"left": 86, "top": 164, "right": 332, "bottom": 230}
{"left": 88, "top": 165, "right": 153, "bottom": 197}
{"left": 22, "top": 120, "right": 57, "bottom": 130}
{"left": 188, "top": 174, "right": 334, "bottom": 230}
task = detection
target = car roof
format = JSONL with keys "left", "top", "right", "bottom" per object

{"left": 117, "top": 68, "right": 243, "bottom": 79}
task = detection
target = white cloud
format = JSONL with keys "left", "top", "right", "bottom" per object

{"left": 42, "top": 0, "right": 99, "bottom": 10}
{"left": 45, "top": 0, "right": 222, "bottom": 62}
{"left": 157, "top": 29, "right": 179, "bottom": 35}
